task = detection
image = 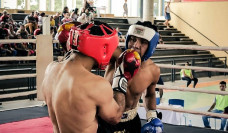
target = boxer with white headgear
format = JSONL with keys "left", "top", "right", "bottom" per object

{"left": 97, "top": 21, "right": 163, "bottom": 133}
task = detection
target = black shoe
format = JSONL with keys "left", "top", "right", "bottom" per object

{"left": 205, "top": 126, "right": 211, "bottom": 129}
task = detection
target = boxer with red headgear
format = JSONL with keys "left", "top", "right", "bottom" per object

{"left": 42, "top": 21, "right": 127, "bottom": 133}
{"left": 97, "top": 21, "right": 163, "bottom": 133}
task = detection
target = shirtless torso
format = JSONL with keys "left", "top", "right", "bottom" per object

{"left": 106, "top": 48, "right": 160, "bottom": 112}
{"left": 42, "top": 53, "right": 123, "bottom": 133}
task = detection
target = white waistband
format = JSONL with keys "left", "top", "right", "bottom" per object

{"left": 120, "top": 108, "right": 138, "bottom": 122}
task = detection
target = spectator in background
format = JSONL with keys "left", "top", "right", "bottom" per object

{"left": 61, "top": 6, "right": 69, "bottom": 22}
{"left": 54, "top": 12, "right": 61, "bottom": 29}
{"left": 38, "top": 12, "right": 46, "bottom": 27}
{"left": 0, "top": 10, "right": 9, "bottom": 23}
{"left": 16, "top": 25, "right": 29, "bottom": 39}
{"left": 14, "top": 34, "right": 29, "bottom": 56}
{"left": 8, "top": 24, "right": 17, "bottom": 39}
{"left": 61, "top": 13, "right": 72, "bottom": 24}
{"left": 70, "top": 8, "right": 79, "bottom": 21}
{"left": 180, "top": 62, "right": 198, "bottom": 88}
{"left": 34, "top": 11, "right": 39, "bottom": 23}
{"left": 24, "top": 12, "right": 38, "bottom": 34}
{"left": 116, "top": 27, "right": 125, "bottom": 42}
{"left": 123, "top": 0, "right": 128, "bottom": 18}
{"left": 50, "top": 16, "right": 55, "bottom": 27}
{"left": 202, "top": 81, "right": 228, "bottom": 131}
{"left": 7, "top": 14, "right": 15, "bottom": 24}
{"left": 77, "top": 13, "right": 87, "bottom": 24}
{"left": 163, "top": 1, "right": 171, "bottom": 28}
{"left": 85, "top": 8, "right": 93, "bottom": 22}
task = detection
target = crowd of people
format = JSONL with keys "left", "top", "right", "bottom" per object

{"left": 0, "top": 0, "right": 97, "bottom": 57}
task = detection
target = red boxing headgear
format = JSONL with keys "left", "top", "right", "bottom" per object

{"left": 67, "top": 22, "right": 119, "bottom": 69}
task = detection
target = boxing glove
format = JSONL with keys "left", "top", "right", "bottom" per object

{"left": 112, "top": 49, "right": 141, "bottom": 95}
{"left": 141, "top": 110, "right": 164, "bottom": 133}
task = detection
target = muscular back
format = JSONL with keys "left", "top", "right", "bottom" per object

{"left": 42, "top": 54, "right": 118, "bottom": 133}
{"left": 125, "top": 59, "right": 160, "bottom": 111}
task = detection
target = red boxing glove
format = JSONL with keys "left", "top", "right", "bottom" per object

{"left": 112, "top": 49, "right": 141, "bottom": 94}
{"left": 118, "top": 49, "right": 141, "bottom": 80}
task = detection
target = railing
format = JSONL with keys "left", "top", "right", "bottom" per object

{"left": 164, "top": 57, "right": 227, "bottom": 82}
{"left": 170, "top": 10, "right": 228, "bottom": 55}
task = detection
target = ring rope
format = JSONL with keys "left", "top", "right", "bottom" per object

{"left": 0, "top": 56, "right": 36, "bottom": 61}
{"left": 0, "top": 74, "right": 37, "bottom": 80}
{"left": 157, "top": 44, "right": 228, "bottom": 51}
{"left": 0, "top": 39, "right": 36, "bottom": 44}
{"left": 1, "top": 39, "right": 228, "bottom": 52}
{"left": 156, "top": 63, "right": 228, "bottom": 73}
{"left": 156, "top": 85, "right": 228, "bottom": 95}
{"left": 156, "top": 105, "right": 228, "bottom": 119}
{"left": 0, "top": 90, "right": 37, "bottom": 99}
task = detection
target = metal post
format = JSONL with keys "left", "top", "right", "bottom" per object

{"left": 173, "top": 60, "right": 176, "bottom": 82}
{"left": 208, "top": 58, "right": 212, "bottom": 78}
{"left": 191, "top": 59, "right": 195, "bottom": 77}
{"left": 224, "top": 57, "right": 227, "bottom": 76}
{"left": 171, "top": 60, "right": 174, "bottom": 82}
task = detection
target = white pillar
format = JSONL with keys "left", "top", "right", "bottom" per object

{"left": 106, "top": 0, "right": 111, "bottom": 14}
{"left": 0, "top": 0, "right": 4, "bottom": 8}
{"left": 143, "top": 0, "right": 154, "bottom": 23}
{"left": 36, "top": 35, "right": 53, "bottom": 101}
{"left": 67, "top": 0, "right": 72, "bottom": 10}
{"left": 62, "top": 0, "right": 64, "bottom": 11}
{"left": 42, "top": 16, "right": 50, "bottom": 35}
{"left": 72, "top": 0, "right": 76, "bottom": 9}
{"left": 39, "top": 0, "right": 47, "bottom": 11}
{"left": 25, "top": 0, "right": 31, "bottom": 10}
{"left": 50, "top": 0, "right": 55, "bottom": 11}
{"left": 158, "top": 0, "right": 162, "bottom": 16}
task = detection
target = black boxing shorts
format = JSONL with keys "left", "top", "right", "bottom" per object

{"left": 97, "top": 108, "right": 141, "bottom": 133}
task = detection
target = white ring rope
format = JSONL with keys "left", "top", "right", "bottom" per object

{"left": 156, "top": 63, "right": 228, "bottom": 73}
{"left": 0, "top": 56, "right": 36, "bottom": 61}
{"left": 0, "top": 74, "right": 37, "bottom": 80}
{"left": 156, "top": 85, "right": 228, "bottom": 95}
{"left": 0, "top": 39, "right": 36, "bottom": 44}
{"left": 1, "top": 39, "right": 227, "bottom": 51}
{"left": 157, "top": 44, "right": 228, "bottom": 51}
{"left": 157, "top": 105, "right": 228, "bottom": 119}
{"left": 0, "top": 90, "right": 37, "bottom": 99}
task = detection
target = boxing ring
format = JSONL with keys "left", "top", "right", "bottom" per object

{"left": 0, "top": 37, "right": 228, "bottom": 132}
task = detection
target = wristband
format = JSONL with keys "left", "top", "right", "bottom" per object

{"left": 146, "top": 110, "right": 157, "bottom": 122}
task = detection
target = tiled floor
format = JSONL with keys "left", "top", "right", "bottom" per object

{"left": 0, "top": 75, "right": 227, "bottom": 131}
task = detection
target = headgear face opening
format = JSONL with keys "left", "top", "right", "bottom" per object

{"left": 125, "top": 24, "right": 159, "bottom": 61}
{"left": 67, "top": 22, "right": 119, "bottom": 70}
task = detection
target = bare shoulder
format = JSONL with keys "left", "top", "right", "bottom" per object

{"left": 142, "top": 59, "right": 160, "bottom": 82}
{"left": 91, "top": 76, "right": 112, "bottom": 92}
{"left": 88, "top": 76, "right": 113, "bottom": 103}
{"left": 144, "top": 59, "right": 160, "bottom": 74}
{"left": 45, "top": 61, "right": 59, "bottom": 75}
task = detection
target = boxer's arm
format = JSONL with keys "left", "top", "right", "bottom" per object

{"left": 145, "top": 66, "right": 160, "bottom": 111}
{"left": 97, "top": 81, "right": 124, "bottom": 125}
{"left": 141, "top": 66, "right": 163, "bottom": 133}
{"left": 145, "top": 83, "right": 157, "bottom": 111}
{"left": 104, "top": 47, "right": 122, "bottom": 84}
